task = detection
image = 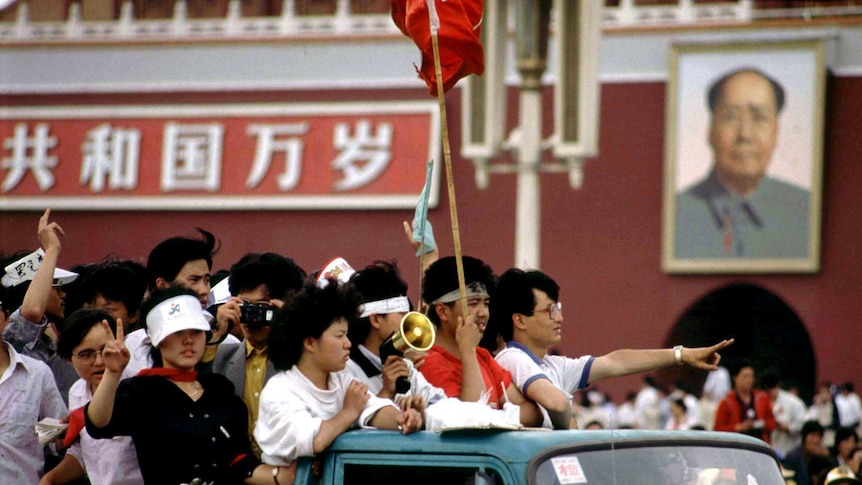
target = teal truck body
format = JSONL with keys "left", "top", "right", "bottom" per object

{"left": 292, "top": 428, "right": 785, "bottom": 485}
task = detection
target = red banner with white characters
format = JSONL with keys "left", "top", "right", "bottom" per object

{"left": 0, "top": 102, "right": 440, "bottom": 210}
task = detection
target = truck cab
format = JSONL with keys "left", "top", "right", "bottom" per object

{"left": 293, "top": 428, "right": 785, "bottom": 485}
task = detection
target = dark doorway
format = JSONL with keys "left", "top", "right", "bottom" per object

{"left": 660, "top": 282, "right": 816, "bottom": 403}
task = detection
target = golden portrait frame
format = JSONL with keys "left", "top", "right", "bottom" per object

{"left": 661, "top": 40, "right": 826, "bottom": 274}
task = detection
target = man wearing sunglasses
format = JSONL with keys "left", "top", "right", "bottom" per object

{"left": 492, "top": 268, "right": 734, "bottom": 430}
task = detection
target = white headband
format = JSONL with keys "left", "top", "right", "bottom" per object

{"left": 359, "top": 295, "right": 410, "bottom": 318}
{"left": 430, "top": 282, "right": 489, "bottom": 304}
{"left": 146, "top": 294, "right": 211, "bottom": 348}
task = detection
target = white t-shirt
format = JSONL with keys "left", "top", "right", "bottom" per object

{"left": 255, "top": 367, "right": 398, "bottom": 465}
{"left": 495, "top": 341, "right": 594, "bottom": 428}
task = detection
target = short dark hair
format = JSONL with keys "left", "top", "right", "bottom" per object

{"left": 57, "top": 309, "right": 117, "bottom": 360}
{"left": 421, "top": 256, "right": 495, "bottom": 326}
{"left": 347, "top": 260, "right": 409, "bottom": 345}
{"left": 268, "top": 280, "right": 361, "bottom": 371}
{"left": 835, "top": 427, "right": 859, "bottom": 446}
{"left": 146, "top": 228, "right": 219, "bottom": 290}
{"left": 802, "top": 420, "right": 826, "bottom": 440}
{"left": 492, "top": 268, "right": 560, "bottom": 342}
{"left": 759, "top": 368, "right": 780, "bottom": 390}
{"left": 729, "top": 358, "right": 753, "bottom": 378}
{"left": 62, "top": 262, "right": 99, "bottom": 316}
{"left": 0, "top": 250, "right": 37, "bottom": 312}
{"left": 78, "top": 260, "right": 148, "bottom": 318}
{"left": 707, "top": 68, "right": 786, "bottom": 114}
{"left": 228, "top": 252, "right": 306, "bottom": 301}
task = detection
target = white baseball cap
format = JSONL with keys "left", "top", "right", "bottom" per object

{"left": 146, "top": 294, "right": 211, "bottom": 348}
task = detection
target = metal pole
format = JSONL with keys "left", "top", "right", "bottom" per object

{"left": 513, "top": 0, "right": 551, "bottom": 270}
{"left": 515, "top": 84, "right": 542, "bottom": 269}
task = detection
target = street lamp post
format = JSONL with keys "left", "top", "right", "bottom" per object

{"left": 461, "top": 0, "right": 602, "bottom": 270}
{"left": 513, "top": 0, "right": 551, "bottom": 269}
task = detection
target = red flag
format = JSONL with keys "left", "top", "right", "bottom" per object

{"left": 391, "top": 0, "right": 484, "bottom": 96}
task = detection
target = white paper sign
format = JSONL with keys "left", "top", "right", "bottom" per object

{"left": 551, "top": 456, "right": 587, "bottom": 484}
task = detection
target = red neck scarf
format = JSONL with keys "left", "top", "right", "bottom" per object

{"left": 137, "top": 368, "right": 198, "bottom": 382}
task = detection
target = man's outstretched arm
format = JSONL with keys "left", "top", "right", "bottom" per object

{"left": 588, "top": 339, "right": 734, "bottom": 384}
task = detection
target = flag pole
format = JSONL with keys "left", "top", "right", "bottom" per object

{"left": 427, "top": 0, "right": 469, "bottom": 317}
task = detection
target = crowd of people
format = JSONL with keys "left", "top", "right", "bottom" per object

{"left": 568, "top": 359, "right": 861, "bottom": 485}
{"left": 0, "top": 209, "right": 857, "bottom": 485}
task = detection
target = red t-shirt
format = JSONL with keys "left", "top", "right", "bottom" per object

{"left": 419, "top": 344, "right": 512, "bottom": 408}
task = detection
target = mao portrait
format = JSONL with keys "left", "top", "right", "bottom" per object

{"left": 662, "top": 42, "right": 825, "bottom": 273}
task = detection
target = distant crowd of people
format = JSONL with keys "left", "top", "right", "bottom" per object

{"left": 570, "top": 362, "right": 861, "bottom": 485}
{"left": 0, "top": 209, "right": 854, "bottom": 485}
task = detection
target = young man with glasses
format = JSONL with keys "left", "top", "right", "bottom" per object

{"left": 492, "top": 268, "right": 734, "bottom": 430}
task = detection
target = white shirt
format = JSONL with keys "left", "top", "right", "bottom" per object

{"left": 494, "top": 341, "right": 594, "bottom": 428}
{"left": 255, "top": 367, "right": 398, "bottom": 465}
{"left": 835, "top": 391, "right": 862, "bottom": 427}
{"left": 615, "top": 401, "right": 639, "bottom": 428}
{"left": 0, "top": 342, "right": 67, "bottom": 484}
{"left": 344, "top": 344, "right": 448, "bottom": 407}
{"left": 770, "top": 389, "right": 807, "bottom": 458}
{"left": 635, "top": 385, "right": 662, "bottom": 430}
{"left": 123, "top": 328, "right": 152, "bottom": 377}
{"left": 702, "top": 367, "right": 731, "bottom": 402}
{"left": 66, "top": 379, "right": 144, "bottom": 485}
{"left": 664, "top": 414, "right": 699, "bottom": 430}
{"left": 65, "top": 378, "right": 144, "bottom": 484}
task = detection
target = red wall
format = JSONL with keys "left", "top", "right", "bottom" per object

{"left": 2, "top": 78, "right": 860, "bottom": 402}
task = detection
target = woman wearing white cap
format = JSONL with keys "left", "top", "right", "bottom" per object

{"left": 85, "top": 286, "right": 295, "bottom": 485}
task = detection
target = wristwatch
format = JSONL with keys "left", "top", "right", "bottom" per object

{"left": 673, "top": 345, "right": 684, "bottom": 366}
{"left": 272, "top": 466, "right": 281, "bottom": 485}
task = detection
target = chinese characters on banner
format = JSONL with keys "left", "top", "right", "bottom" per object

{"left": 0, "top": 102, "right": 441, "bottom": 210}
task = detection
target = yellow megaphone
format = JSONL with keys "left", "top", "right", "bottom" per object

{"left": 378, "top": 311, "right": 436, "bottom": 394}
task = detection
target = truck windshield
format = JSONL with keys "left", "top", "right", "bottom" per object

{"left": 532, "top": 445, "right": 784, "bottom": 485}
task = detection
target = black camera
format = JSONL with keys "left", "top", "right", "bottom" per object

{"left": 240, "top": 303, "right": 275, "bottom": 327}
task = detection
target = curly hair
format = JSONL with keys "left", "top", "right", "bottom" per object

{"left": 268, "top": 279, "right": 361, "bottom": 371}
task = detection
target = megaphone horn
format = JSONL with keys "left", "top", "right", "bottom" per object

{"left": 379, "top": 311, "right": 436, "bottom": 394}
{"left": 386, "top": 311, "right": 436, "bottom": 354}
